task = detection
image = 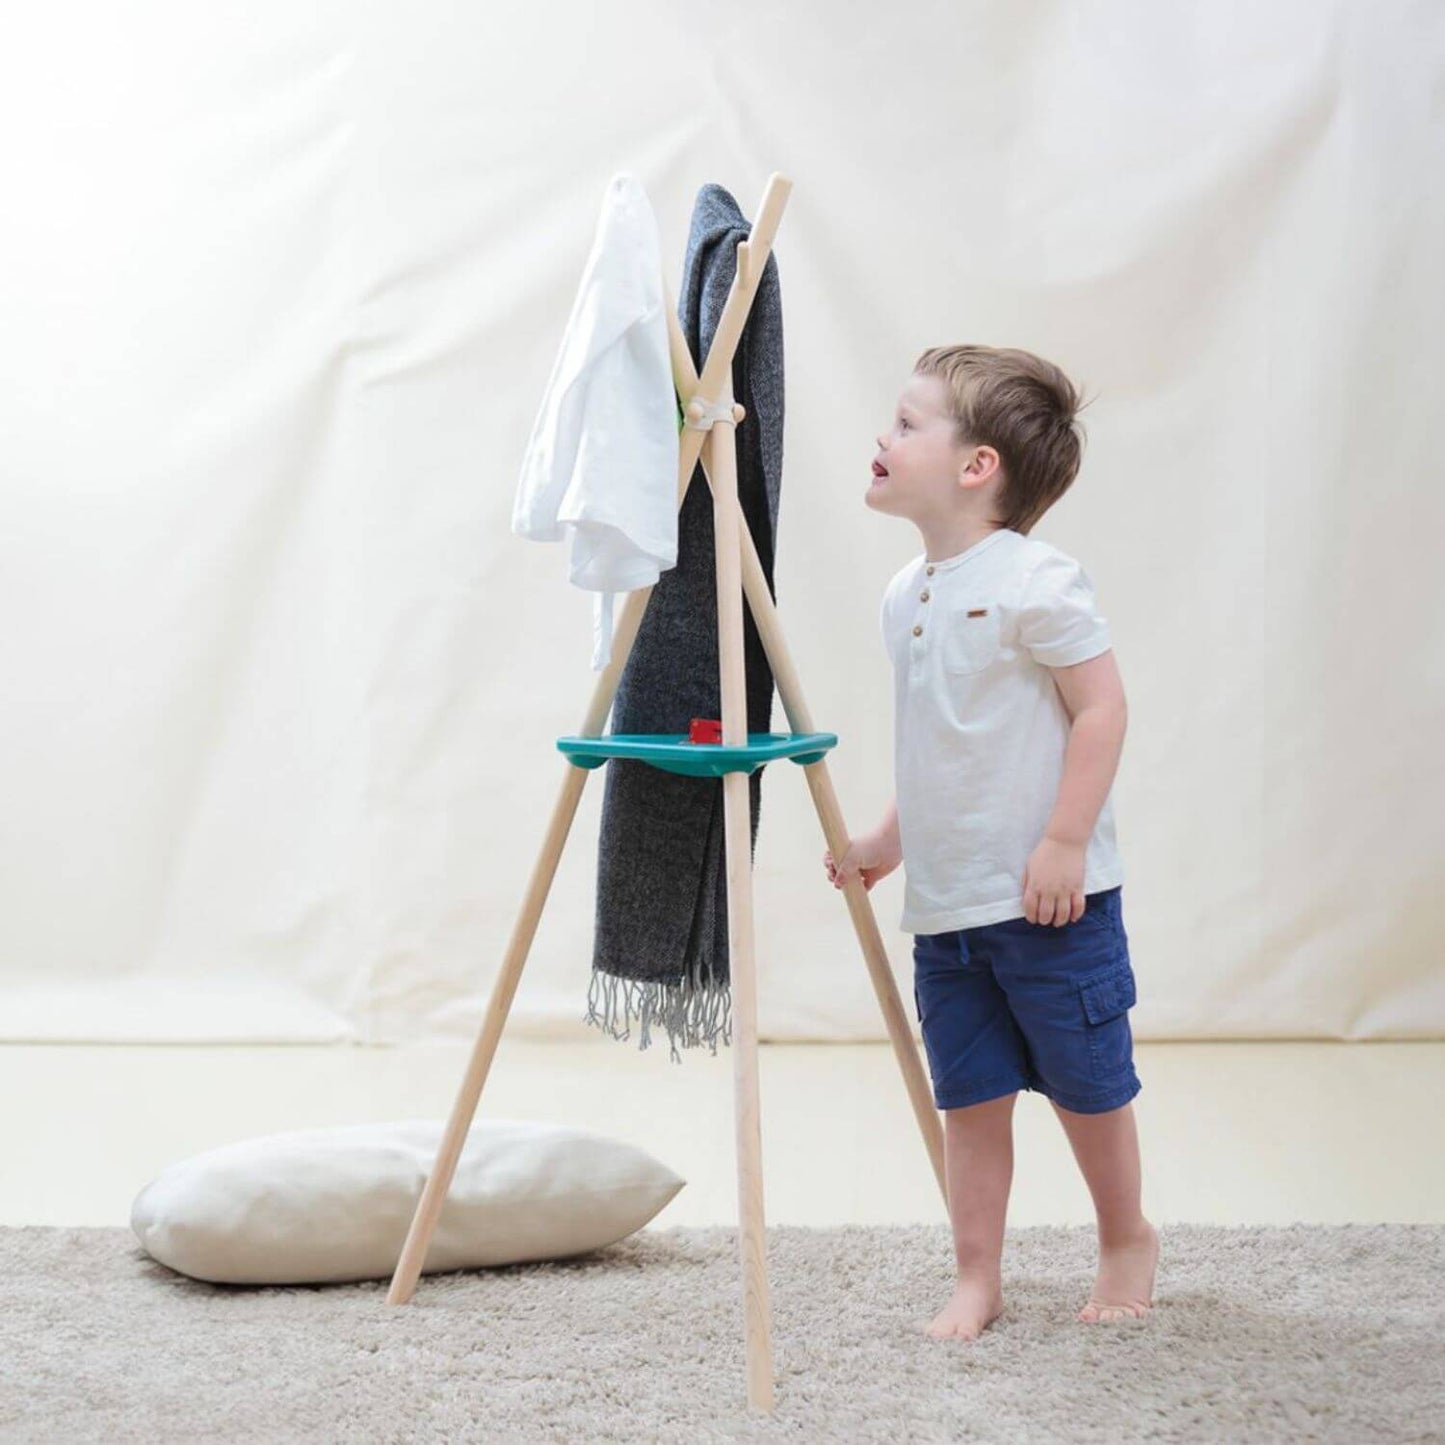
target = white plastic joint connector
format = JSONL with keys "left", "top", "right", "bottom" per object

{"left": 683, "top": 396, "right": 746, "bottom": 430}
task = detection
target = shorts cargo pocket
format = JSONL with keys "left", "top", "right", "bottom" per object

{"left": 1078, "top": 960, "right": 1136, "bottom": 1081}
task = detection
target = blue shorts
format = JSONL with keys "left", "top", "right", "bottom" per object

{"left": 911, "top": 886, "right": 1141, "bottom": 1114}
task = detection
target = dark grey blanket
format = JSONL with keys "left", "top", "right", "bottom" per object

{"left": 584, "top": 183, "right": 785, "bottom": 1063}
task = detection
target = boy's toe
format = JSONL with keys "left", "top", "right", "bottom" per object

{"left": 1078, "top": 1297, "right": 1152, "bottom": 1323}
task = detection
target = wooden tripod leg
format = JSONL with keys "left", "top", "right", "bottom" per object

{"left": 800, "top": 762, "right": 948, "bottom": 1204}
{"left": 386, "top": 760, "right": 591, "bottom": 1304}
{"left": 387, "top": 479, "right": 682, "bottom": 1304}
{"left": 722, "top": 767, "right": 772, "bottom": 1411}
{"left": 709, "top": 418, "right": 775, "bottom": 1413}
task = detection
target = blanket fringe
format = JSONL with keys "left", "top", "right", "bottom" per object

{"left": 584, "top": 966, "right": 734, "bottom": 1064}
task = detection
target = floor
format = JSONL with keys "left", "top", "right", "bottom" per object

{"left": 4, "top": 1040, "right": 1441, "bottom": 1228}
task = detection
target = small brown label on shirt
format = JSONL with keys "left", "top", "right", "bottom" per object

{"left": 966, "top": 608, "right": 988, "bottom": 618}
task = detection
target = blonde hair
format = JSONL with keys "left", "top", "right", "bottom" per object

{"left": 913, "top": 345, "right": 1090, "bottom": 535}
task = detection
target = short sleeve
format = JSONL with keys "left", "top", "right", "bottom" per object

{"left": 1018, "top": 551, "right": 1112, "bottom": 667}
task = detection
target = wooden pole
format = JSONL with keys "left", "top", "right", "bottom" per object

{"left": 706, "top": 397, "right": 775, "bottom": 1413}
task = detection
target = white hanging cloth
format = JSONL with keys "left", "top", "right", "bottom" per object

{"left": 512, "top": 172, "right": 680, "bottom": 671}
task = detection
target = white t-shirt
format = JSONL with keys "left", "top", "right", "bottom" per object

{"left": 879, "top": 527, "right": 1124, "bottom": 933}
{"left": 512, "top": 173, "right": 679, "bottom": 672}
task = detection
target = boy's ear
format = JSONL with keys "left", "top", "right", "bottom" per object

{"left": 959, "top": 445, "right": 1002, "bottom": 489}
{"left": 966, "top": 444, "right": 1002, "bottom": 480}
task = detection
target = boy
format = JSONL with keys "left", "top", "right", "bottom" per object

{"left": 823, "top": 345, "right": 1158, "bottom": 1341}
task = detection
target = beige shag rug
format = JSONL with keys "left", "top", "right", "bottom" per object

{"left": 1, "top": 1222, "right": 1440, "bottom": 1443}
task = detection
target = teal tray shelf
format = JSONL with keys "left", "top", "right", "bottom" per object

{"left": 557, "top": 731, "right": 838, "bottom": 778}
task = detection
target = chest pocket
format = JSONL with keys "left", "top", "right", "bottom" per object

{"left": 941, "top": 601, "right": 1002, "bottom": 675}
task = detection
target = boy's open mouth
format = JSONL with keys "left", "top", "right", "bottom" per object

{"left": 872, "top": 461, "right": 888, "bottom": 478}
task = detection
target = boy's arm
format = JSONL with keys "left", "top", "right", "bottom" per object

{"left": 1042, "top": 649, "right": 1127, "bottom": 848}
{"left": 1023, "top": 648, "right": 1126, "bottom": 922}
{"left": 877, "top": 795, "right": 900, "bottom": 849}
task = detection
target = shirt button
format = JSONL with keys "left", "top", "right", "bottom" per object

{"left": 925, "top": 565, "right": 936, "bottom": 576}
{"left": 912, "top": 624, "right": 923, "bottom": 637}
{"left": 920, "top": 589, "right": 930, "bottom": 602}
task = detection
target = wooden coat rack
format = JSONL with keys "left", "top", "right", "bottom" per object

{"left": 384, "top": 172, "right": 947, "bottom": 1416}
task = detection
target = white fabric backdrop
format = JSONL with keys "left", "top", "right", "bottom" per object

{"left": 2, "top": 1, "right": 1440, "bottom": 1044}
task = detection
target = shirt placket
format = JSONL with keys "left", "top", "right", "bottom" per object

{"left": 908, "top": 562, "right": 936, "bottom": 678}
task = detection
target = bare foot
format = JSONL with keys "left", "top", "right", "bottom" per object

{"left": 1078, "top": 1219, "right": 1159, "bottom": 1323}
{"left": 925, "top": 1275, "right": 1005, "bottom": 1340}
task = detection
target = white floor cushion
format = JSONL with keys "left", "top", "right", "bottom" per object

{"left": 130, "top": 1118, "right": 685, "bottom": 1285}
